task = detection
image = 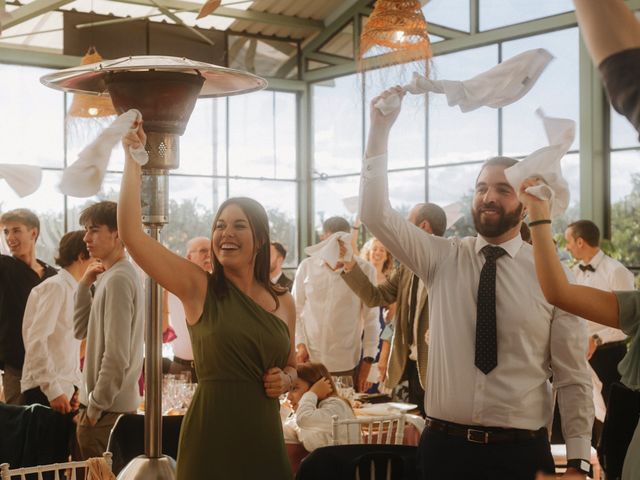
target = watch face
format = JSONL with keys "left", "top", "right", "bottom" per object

{"left": 580, "top": 460, "right": 590, "bottom": 472}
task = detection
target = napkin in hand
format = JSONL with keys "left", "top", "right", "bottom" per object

{"left": 443, "top": 201, "right": 465, "bottom": 230}
{"left": 0, "top": 163, "right": 42, "bottom": 197}
{"left": 59, "top": 109, "right": 148, "bottom": 197}
{"left": 304, "top": 232, "right": 353, "bottom": 270}
{"left": 504, "top": 109, "right": 575, "bottom": 218}
{"left": 375, "top": 48, "right": 554, "bottom": 115}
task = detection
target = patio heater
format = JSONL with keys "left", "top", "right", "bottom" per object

{"left": 41, "top": 56, "right": 266, "bottom": 479}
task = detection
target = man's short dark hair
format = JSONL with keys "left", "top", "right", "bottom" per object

{"left": 322, "top": 216, "right": 350, "bottom": 235}
{"left": 271, "top": 242, "right": 287, "bottom": 261}
{"left": 0, "top": 209, "right": 40, "bottom": 239}
{"left": 79, "top": 201, "right": 118, "bottom": 231}
{"left": 414, "top": 203, "right": 447, "bottom": 237}
{"left": 476, "top": 156, "right": 519, "bottom": 183}
{"left": 55, "top": 230, "right": 89, "bottom": 267}
{"left": 568, "top": 220, "right": 600, "bottom": 247}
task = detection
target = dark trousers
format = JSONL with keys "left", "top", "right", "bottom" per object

{"left": 402, "top": 359, "right": 426, "bottom": 417}
{"left": 23, "top": 386, "right": 50, "bottom": 407}
{"left": 417, "top": 425, "right": 555, "bottom": 480}
{"left": 589, "top": 340, "right": 627, "bottom": 405}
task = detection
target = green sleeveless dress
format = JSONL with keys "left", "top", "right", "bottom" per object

{"left": 176, "top": 277, "right": 293, "bottom": 480}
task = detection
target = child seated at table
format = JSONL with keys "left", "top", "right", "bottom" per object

{"left": 283, "top": 362, "right": 360, "bottom": 451}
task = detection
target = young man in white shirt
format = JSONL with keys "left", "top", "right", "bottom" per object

{"left": 73, "top": 201, "right": 144, "bottom": 460}
{"left": 21, "top": 230, "right": 91, "bottom": 413}
{"left": 565, "top": 220, "right": 635, "bottom": 404}
{"left": 359, "top": 87, "right": 594, "bottom": 479}
{"left": 293, "top": 217, "right": 380, "bottom": 393}
{"left": 167, "top": 236, "right": 212, "bottom": 381}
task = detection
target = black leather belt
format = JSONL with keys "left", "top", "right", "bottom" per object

{"left": 425, "top": 417, "right": 547, "bottom": 445}
{"left": 172, "top": 356, "right": 195, "bottom": 368}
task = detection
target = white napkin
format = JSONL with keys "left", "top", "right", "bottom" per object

{"left": 0, "top": 164, "right": 42, "bottom": 197}
{"left": 304, "top": 232, "right": 353, "bottom": 270}
{"left": 59, "top": 109, "right": 149, "bottom": 197}
{"left": 442, "top": 201, "right": 464, "bottom": 230}
{"left": 504, "top": 108, "right": 575, "bottom": 218}
{"left": 342, "top": 196, "right": 359, "bottom": 215}
{"left": 375, "top": 48, "right": 554, "bottom": 115}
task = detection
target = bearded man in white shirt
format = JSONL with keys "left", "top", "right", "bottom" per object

{"left": 21, "top": 230, "right": 91, "bottom": 413}
{"left": 359, "top": 87, "right": 594, "bottom": 480}
{"left": 564, "top": 220, "right": 635, "bottom": 405}
{"left": 293, "top": 217, "right": 380, "bottom": 393}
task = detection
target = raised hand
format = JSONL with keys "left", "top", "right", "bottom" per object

{"left": 80, "top": 260, "right": 106, "bottom": 287}
{"left": 309, "top": 377, "right": 333, "bottom": 401}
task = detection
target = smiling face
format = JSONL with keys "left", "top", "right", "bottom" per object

{"left": 472, "top": 165, "right": 523, "bottom": 240}
{"left": 287, "top": 378, "right": 312, "bottom": 411}
{"left": 2, "top": 221, "right": 37, "bottom": 258}
{"left": 369, "top": 239, "right": 388, "bottom": 265}
{"left": 211, "top": 203, "right": 256, "bottom": 271}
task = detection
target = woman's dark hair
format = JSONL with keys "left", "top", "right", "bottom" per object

{"left": 296, "top": 362, "right": 353, "bottom": 409}
{"left": 210, "top": 197, "right": 286, "bottom": 307}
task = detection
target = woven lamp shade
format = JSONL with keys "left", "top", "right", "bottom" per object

{"left": 359, "top": 0, "right": 432, "bottom": 66}
{"left": 68, "top": 47, "right": 117, "bottom": 118}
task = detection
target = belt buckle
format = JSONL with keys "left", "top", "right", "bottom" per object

{"left": 466, "top": 428, "right": 489, "bottom": 444}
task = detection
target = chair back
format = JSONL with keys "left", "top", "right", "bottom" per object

{"left": 332, "top": 413, "right": 406, "bottom": 445}
{"left": 0, "top": 453, "right": 112, "bottom": 480}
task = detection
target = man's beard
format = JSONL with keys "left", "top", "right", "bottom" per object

{"left": 472, "top": 202, "right": 523, "bottom": 238}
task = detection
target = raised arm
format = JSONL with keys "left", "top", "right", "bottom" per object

{"left": 360, "top": 88, "right": 450, "bottom": 285}
{"left": 119, "top": 124, "right": 208, "bottom": 322}
{"left": 341, "top": 262, "right": 399, "bottom": 308}
{"left": 573, "top": 0, "right": 640, "bottom": 66}
{"left": 518, "top": 179, "right": 619, "bottom": 328}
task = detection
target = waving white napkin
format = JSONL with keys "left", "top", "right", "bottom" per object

{"left": 0, "top": 164, "right": 42, "bottom": 197}
{"left": 59, "top": 109, "right": 148, "bottom": 197}
{"left": 504, "top": 109, "right": 575, "bottom": 219}
{"left": 304, "top": 232, "right": 353, "bottom": 270}
{"left": 375, "top": 48, "right": 554, "bottom": 115}
{"left": 443, "top": 201, "right": 464, "bottom": 230}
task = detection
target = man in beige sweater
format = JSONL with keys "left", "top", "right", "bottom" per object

{"left": 73, "top": 201, "right": 144, "bottom": 460}
{"left": 341, "top": 203, "right": 446, "bottom": 416}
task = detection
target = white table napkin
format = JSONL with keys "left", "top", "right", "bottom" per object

{"left": 59, "top": 109, "right": 149, "bottom": 197}
{"left": 443, "top": 201, "right": 465, "bottom": 230}
{"left": 0, "top": 163, "right": 42, "bottom": 197}
{"left": 504, "top": 109, "right": 575, "bottom": 218}
{"left": 375, "top": 48, "right": 554, "bottom": 115}
{"left": 304, "top": 232, "right": 353, "bottom": 270}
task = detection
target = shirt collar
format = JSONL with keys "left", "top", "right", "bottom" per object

{"left": 580, "top": 249, "right": 604, "bottom": 268}
{"left": 475, "top": 233, "right": 523, "bottom": 259}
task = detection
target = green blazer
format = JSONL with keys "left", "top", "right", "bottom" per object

{"left": 341, "top": 263, "right": 428, "bottom": 390}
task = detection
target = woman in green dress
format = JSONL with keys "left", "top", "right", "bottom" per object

{"left": 518, "top": 178, "right": 639, "bottom": 480}
{"left": 118, "top": 123, "right": 297, "bottom": 480}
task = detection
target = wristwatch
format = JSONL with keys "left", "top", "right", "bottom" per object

{"left": 362, "top": 356, "right": 374, "bottom": 364}
{"left": 566, "top": 459, "right": 592, "bottom": 476}
{"left": 592, "top": 334, "right": 603, "bottom": 347}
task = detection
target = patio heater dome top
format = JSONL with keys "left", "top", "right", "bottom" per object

{"left": 40, "top": 55, "right": 268, "bottom": 98}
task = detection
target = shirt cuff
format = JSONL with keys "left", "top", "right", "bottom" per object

{"left": 87, "top": 394, "right": 102, "bottom": 422}
{"left": 43, "top": 382, "right": 64, "bottom": 403}
{"left": 362, "top": 154, "right": 388, "bottom": 181}
{"left": 565, "top": 437, "right": 592, "bottom": 463}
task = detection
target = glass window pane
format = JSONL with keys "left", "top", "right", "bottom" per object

{"left": 313, "top": 74, "right": 363, "bottom": 176}
{"left": 428, "top": 163, "right": 479, "bottom": 237}
{"left": 480, "top": 0, "right": 574, "bottom": 31}
{"left": 611, "top": 106, "right": 639, "bottom": 150}
{"left": 388, "top": 170, "right": 425, "bottom": 215}
{"left": 423, "top": 0, "right": 470, "bottom": 32}
{"left": 313, "top": 176, "right": 360, "bottom": 237}
{"left": 229, "top": 90, "right": 296, "bottom": 179}
{"left": 0, "top": 64, "right": 64, "bottom": 168}
{"left": 179, "top": 98, "right": 227, "bottom": 176}
{"left": 1, "top": 171, "right": 64, "bottom": 265}
{"left": 228, "top": 35, "right": 298, "bottom": 79}
{"left": 610, "top": 150, "right": 640, "bottom": 267}
{"left": 552, "top": 152, "right": 581, "bottom": 233}
{"left": 229, "top": 179, "right": 298, "bottom": 266}
{"left": 428, "top": 45, "right": 499, "bottom": 165}
{"left": 365, "top": 64, "right": 426, "bottom": 170}
{"left": 502, "top": 28, "right": 579, "bottom": 157}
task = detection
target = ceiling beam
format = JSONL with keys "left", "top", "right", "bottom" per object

{"left": 115, "top": 0, "right": 323, "bottom": 29}
{"left": 305, "top": 51, "right": 350, "bottom": 66}
{"left": 2, "top": 0, "right": 74, "bottom": 30}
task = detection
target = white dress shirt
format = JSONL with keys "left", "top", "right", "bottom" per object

{"left": 572, "top": 250, "right": 636, "bottom": 344}
{"left": 21, "top": 269, "right": 82, "bottom": 401}
{"left": 359, "top": 153, "right": 594, "bottom": 461}
{"left": 282, "top": 392, "right": 361, "bottom": 451}
{"left": 168, "top": 292, "right": 193, "bottom": 361}
{"left": 293, "top": 257, "right": 380, "bottom": 372}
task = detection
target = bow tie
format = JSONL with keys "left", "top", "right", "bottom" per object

{"left": 579, "top": 264, "right": 595, "bottom": 272}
